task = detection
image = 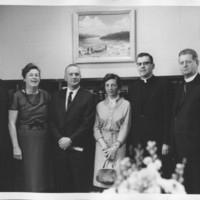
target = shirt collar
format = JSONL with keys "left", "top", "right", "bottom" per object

{"left": 66, "top": 86, "right": 80, "bottom": 97}
{"left": 185, "top": 73, "right": 198, "bottom": 83}
{"left": 108, "top": 95, "right": 120, "bottom": 107}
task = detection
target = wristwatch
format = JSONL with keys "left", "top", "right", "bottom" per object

{"left": 114, "top": 141, "right": 121, "bottom": 148}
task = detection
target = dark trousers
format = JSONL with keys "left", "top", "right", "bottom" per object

{"left": 54, "top": 149, "right": 94, "bottom": 193}
{"left": 184, "top": 160, "right": 200, "bottom": 194}
{"left": 161, "top": 153, "right": 175, "bottom": 179}
{"left": 0, "top": 147, "right": 13, "bottom": 191}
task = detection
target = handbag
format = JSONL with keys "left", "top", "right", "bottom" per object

{"left": 96, "top": 159, "right": 116, "bottom": 185}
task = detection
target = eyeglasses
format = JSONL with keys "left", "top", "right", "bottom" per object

{"left": 136, "top": 62, "right": 152, "bottom": 66}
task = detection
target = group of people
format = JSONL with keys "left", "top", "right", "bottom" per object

{"left": 0, "top": 48, "right": 200, "bottom": 194}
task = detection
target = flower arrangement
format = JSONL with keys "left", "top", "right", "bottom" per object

{"left": 104, "top": 141, "right": 186, "bottom": 194}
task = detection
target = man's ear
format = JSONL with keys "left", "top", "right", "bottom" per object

{"left": 64, "top": 73, "right": 67, "bottom": 81}
{"left": 196, "top": 59, "right": 199, "bottom": 66}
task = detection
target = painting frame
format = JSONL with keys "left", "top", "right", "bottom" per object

{"left": 73, "top": 9, "right": 136, "bottom": 63}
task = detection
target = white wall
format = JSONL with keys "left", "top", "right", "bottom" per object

{"left": 0, "top": 5, "right": 200, "bottom": 80}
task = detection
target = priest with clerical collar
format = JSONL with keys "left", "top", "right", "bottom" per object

{"left": 172, "top": 49, "right": 200, "bottom": 194}
{"left": 127, "top": 52, "right": 173, "bottom": 179}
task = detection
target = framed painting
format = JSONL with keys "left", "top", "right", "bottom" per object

{"left": 73, "top": 9, "right": 136, "bottom": 63}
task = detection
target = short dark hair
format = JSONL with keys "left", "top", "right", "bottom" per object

{"left": 103, "top": 73, "right": 121, "bottom": 89}
{"left": 22, "top": 63, "right": 40, "bottom": 78}
{"left": 137, "top": 52, "right": 154, "bottom": 64}
{"left": 179, "top": 49, "right": 198, "bottom": 60}
{"left": 65, "top": 63, "right": 80, "bottom": 72}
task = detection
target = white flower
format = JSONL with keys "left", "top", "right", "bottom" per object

{"left": 143, "top": 156, "right": 153, "bottom": 165}
{"left": 144, "top": 185, "right": 161, "bottom": 193}
{"left": 147, "top": 162, "right": 160, "bottom": 174}
{"left": 103, "top": 140, "right": 186, "bottom": 194}
{"left": 103, "top": 187, "right": 116, "bottom": 193}
{"left": 147, "top": 141, "right": 156, "bottom": 148}
{"left": 158, "top": 178, "right": 186, "bottom": 194}
{"left": 117, "top": 180, "right": 131, "bottom": 193}
{"left": 154, "top": 159, "right": 162, "bottom": 170}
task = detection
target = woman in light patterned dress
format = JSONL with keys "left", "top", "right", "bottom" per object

{"left": 93, "top": 73, "right": 131, "bottom": 190}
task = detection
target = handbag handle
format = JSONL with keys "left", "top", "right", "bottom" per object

{"left": 102, "top": 159, "right": 115, "bottom": 169}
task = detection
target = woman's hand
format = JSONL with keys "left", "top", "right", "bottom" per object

{"left": 101, "top": 143, "right": 109, "bottom": 158}
{"left": 13, "top": 146, "right": 22, "bottom": 160}
{"left": 103, "top": 146, "right": 118, "bottom": 160}
{"left": 97, "top": 137, "right": 108, "bottom": 156}
{"left": 101, "top": 142, "right": 108, "bottom": 150}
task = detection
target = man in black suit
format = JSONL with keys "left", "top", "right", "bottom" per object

{"left": 128, "top": 52, "right": 173, "bottom": 177}
{"left": 172, "top": 49, "right": 200, "bottom": 194}
{"left": 50, "top": 64, "right": 96, "bottom": 192}
{"left": 0, "top": 80, "right": 13, "bottom": 191}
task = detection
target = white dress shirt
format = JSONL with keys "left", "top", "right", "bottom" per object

{"left": 65, "top": 86, "right": 80, "bottom": 110}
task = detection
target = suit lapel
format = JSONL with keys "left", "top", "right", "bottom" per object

{"left": 56, "top": 89, "right": 67, "bottom": 120}
{"left": 66, "top": 88, "right": 82, "bottom": 112}
{"left": 176, "top": 84, "right": 192, "bottom": 111}
{"left": 175, "top": 74, "right": 200, "bottom": 113}
{"left": 173, "top": 83, "right": 183, "bottom": 114}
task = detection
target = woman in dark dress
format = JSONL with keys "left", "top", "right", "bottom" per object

{"left": 8, "top": 63, "right": 51, "bottom": 192}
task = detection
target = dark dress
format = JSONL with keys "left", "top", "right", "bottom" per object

{"left": 9, "top": 89, "right": 50, "bottom": 192}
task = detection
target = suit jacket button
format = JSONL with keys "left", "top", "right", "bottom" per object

{"left": 140, "top": 114, "right": 144, "bottom": 118}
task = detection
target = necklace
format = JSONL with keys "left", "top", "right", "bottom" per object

{"left": 23, "top": 88, "right": 40, "bottom": 106}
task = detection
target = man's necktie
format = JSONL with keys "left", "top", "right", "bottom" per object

{"left": 68, "top": 91, "right": 73, "bottom": 107}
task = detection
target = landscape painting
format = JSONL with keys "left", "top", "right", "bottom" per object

{"left": 73, "top": 10, "right": 135, "bottom": 63}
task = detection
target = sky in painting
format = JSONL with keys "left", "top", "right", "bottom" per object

{"left": 79, "top": 13, "right": 130, "bottom": 36}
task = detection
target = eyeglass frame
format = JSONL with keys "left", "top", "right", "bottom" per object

{"left": 136, "top": 61, "right": 152, "bottom": 66}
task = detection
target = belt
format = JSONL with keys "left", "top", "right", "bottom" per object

{"left": 29, "top": 121, "right": 46, "bottom": 129}
{"left": 19, "top": 121, "right": 47, "bottom": 130}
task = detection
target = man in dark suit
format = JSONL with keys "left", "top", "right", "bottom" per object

{"left": 128, "top": 52, "right": 173, "bottom": 177}
{"left": 172, "top": 49, "right": 200, "bottom": 194}
{"left": 50, "top": 64, "right": 96, "bottom": 192}
{"left": 0, "top": 80, "right": 13, "bottom": 191}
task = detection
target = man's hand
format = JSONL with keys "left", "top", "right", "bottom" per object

{"left": 58, "top": 137, "right": 72, "bottom": 150}
{"left": 162, "top": 144, "right": 170, "bottom": 155}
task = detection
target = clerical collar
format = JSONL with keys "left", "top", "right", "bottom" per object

{"left": 185, "top": 73, "right": 198, "bottom": 83}
{"left": 141, "top": 75, "right": 154, "bottom": 83}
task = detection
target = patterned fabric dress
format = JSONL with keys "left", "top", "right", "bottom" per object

{"left": 9, "top": 89, "right": 50, "bottom": 192}
{"left": 93, "top": 97, "right": 131, "bottom": 188}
